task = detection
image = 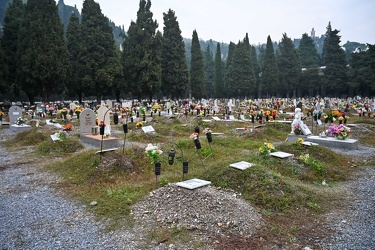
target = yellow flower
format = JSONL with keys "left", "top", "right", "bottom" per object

{"left": 297, "top": 138, "right": 304, "bottom": 144}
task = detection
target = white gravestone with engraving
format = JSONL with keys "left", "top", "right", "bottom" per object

{"left": 97, "top": 106, "right": 111, "bottom": 133}
{"left": 80, "top": 109, "right": 96, "bottom": 134}
{"left": 9, "top": 106, "right": 22, "bottom": 125}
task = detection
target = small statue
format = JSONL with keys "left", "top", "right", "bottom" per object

{"left": 291, "top": 108, "right": 302, "bottom": 134}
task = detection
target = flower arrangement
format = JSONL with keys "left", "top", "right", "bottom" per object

{"left": 0, "top": 110, "right": 4, "bottom": 116}
{"left": 258, "top": 141, "right": 276, "bottom": 159}
{"left": 60, "top": 108, "right": 67, "bottom": 114}
{"left": 54, "top": 130, "right": 69, "bottom": 140}
{"left": 74, "top": 107, "right": 82, "bottom": 115}
{"left": 152, "top": 103, "right": 161, "bottom": 112}
{"left": 331, "top": 110, "right": 340, "bottom": 118}
{"left": 190, "top": 132, "right": 199, "bottom": 140}
{"left": 65, "top": 124, "right": 72, "bottom": 131}
{"left": 293, "top": 125, "right": 301, "bottom": 134}
{"left": 203, "top": 127, "right": 212, "bottom": 134}
{"left": 15, "top": 117, "right": 28, "bottom": 126}
{"left": 140, "top": 106, "right": 146, "bottom": 116}
{"left": 297, "top": 138, "right": 304, "bottom": 144}
{"left": 98, "top": 120, "right": 106, "bottom": 127}
{"left": 145, "top": 143, "right": 163, "bottom": 164}
{"left": 136, "top": 121, "right": 143, "bottom": 128}
{"left": 328, "top": 124, "right": 351, "bottom": 140}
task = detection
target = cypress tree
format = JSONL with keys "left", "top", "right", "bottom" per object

{"left": 224, "top": 42, "right": 236, "bottom": 97}
{"left": 299, "top": 33, "right": 320, "bottom": 68}
{"left": 298, "top": 33, "right": 321, "bottom": 96}
{"left": 214, "top": 42, "right": 224, "bottom": 97}
{"left": 204, "top": 45, "right": 215, "bottom": 98}
{"left": 1, "top": 0, "right": 24, "bottom": 95}
{"left": 278, "top": 33, "right": 301, "bottom": 97}
{"left": 66, "top": 12, "right": 83, "bottom": 103}
{"left": 122, "top": 0, "right": 160, "bottom": 101}
{"left": 161, "top": 9, "right": 189, "bottom": 99}
{"left": 17, "top": 0, "right": 69, "bottom": 104}
{"left": 262, "top": 35, "right": 279, "bottom": 97}
{"left": 322, "top": 22, "right": 347, "bottom": 96}
{"left": 190, "top": 30, "right": 205, "bottom": 99}
{"left": 79, "top": 0, "right": 118, "bottom": 104}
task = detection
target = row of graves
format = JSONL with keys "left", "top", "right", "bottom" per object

{"left": 1, "top": 97, "right": 367, "bottom": 190}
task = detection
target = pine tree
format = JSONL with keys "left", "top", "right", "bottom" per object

{"left": 190, "top": 30, "right": 205, "bottom": 99}
{"left": 161, "top": 9, "right": 189, "bottom": 99}
{"left": 17, "top": 0, "right": 69, "bottom": 104}
{"left": 122, "top": 0, "right": 160, "bottom": 101}
{"left": 0, "top": 40, "right": 7, "bottom": 93}
{"left": 262, "top": 36, "right": 279, "bottom": 97}
{"left": 278, "top": 33, "right": 301, "bottom": 97}
{"left": 66, "top": 12, "right": 83, "bottom": 103}
{"left": 79, "top": 0, "right": 119, "bottom": 104}
{"left": 204, "top": 45, "right": 215, "bottom": 98}
{"left": 322, "top": 22, "right": 347, "bottom": 96}
{"left": 1, "top": 0, "right": 24, "bottom": 95}
{"left": 214, "top": 43, "right": 224, "bottom": 97}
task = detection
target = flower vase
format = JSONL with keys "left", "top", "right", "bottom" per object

{"left": 266, "top": 116, "right": 269, "bottom": 122}
{"left": 100, "top": 126, "right": 105, "bottom": 136}
{"left": 251, "top": 116, "right": 255, "bottom": 123}
{"left": 130, "top": 117, "right": 134, "bottom": 123}
{"left": 325, "top": 118, "right": 328, "bottom": 123}
{"left": 194, "top": 139, "right": 202, "bottom": 149}
{"left": 206, "top": 133, "right": 212, "bottom": 143}
{"left": 0, "top": 115, "right": 2, "bottom": 122}
{"left": 63, "top": 114, "right": 67, "bottom": 120}
{"left": 76, "top": 113, "right": 80, "bottom": 120}
{"left": 142, "top": 115, "right": 146, "bottom": 122}
{"left": 339, "top": 120, "right": 342, "bottom": 124}
{"left": 154, "top": 162, "right": 161, "bottom": 176}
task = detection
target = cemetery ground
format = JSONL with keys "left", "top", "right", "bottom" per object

{"left": 1, "top": 114, "right": 375, "bottom": 249}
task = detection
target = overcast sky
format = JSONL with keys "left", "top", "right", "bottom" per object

{"left": 63, "top": 0, "right": 375, "bottom": 45}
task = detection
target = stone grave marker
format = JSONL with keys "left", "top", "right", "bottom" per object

{"left": 212, "top": 116, "right": 221, "bottom": 121}
{"left": 300, "top": 123, "right": 312, "bottom": 135}
{"left": 270, "top": 152, "right": 294, "bottom": 158}
{"left": 229, "top": 161, "right": 254, "bottom": 170}
{"left": 97, "top": 106, "right": 111, "bottom": 132}
{"left": 142, "top": 125, "right": 155, "bottom": 133}
{"left": 302, "top": 142, "right": 319, "bottom": 147}
{"left": 69, "top": 102, "right": 77, "bottom": 111}
{"left": 106, "top": 100, "right": 113, "bottom": 108}
{"left": 80, "top": 109, "right": 96, "bottom": 134}
{"left": 9, "top": 105, "right": 22, "bottom": 125}
{"left": 176, "top": 178, "right": 211, "bottom": 190}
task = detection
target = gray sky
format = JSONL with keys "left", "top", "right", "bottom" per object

{"left": 63, "top": 0, "right": 375, "bottom": 45}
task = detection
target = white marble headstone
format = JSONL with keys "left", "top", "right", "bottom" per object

{"left": 229, "top": 161, "right": 254, "bottom": 170}
{"left": 80, "top": 109, "right": 96, "bottom": 134}
{"left": 9, "top": 106, "right": 22, "bottom": 124}
{"left": 97, "top": 106, "right": 111, "bottom": 132}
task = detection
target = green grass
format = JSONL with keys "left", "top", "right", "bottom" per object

{"left": 3, "top": 115, "right": 374, "bottom": 247}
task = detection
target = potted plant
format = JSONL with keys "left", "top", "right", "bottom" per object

{"left": 293, "top": 125, "right": 302, "bottom": 135}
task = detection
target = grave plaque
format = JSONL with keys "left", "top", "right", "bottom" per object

{"left": 229, "top": 161, "right": 254, "bottom": 170}
{"left": 317, "top": 120, "right": 322, "bottom": 126}
{"left": 142, "top": 125, "right": 155, "bottom": 133}
{"left": 80, "top": 109, "right": 96, "bottom": 134}
{"left": 9, "top": 106, "right": 22, "bottom": 125}
{"left": 302, "top": 142, "right": 319, "bottom": 147}
{"left": 300, "top": 123, "right": 312, "bottom": 135}
{"left": 176, "top": 178, "right": 211, "bottom": 190}
{"left": 97, "top": 106, "right": 111, "bottom": 132}
{"left": 270, "top": 152, "right": 294, "bottom": 158}
{"left": 212, "top": 116, "right": 221, "bottom": 121}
